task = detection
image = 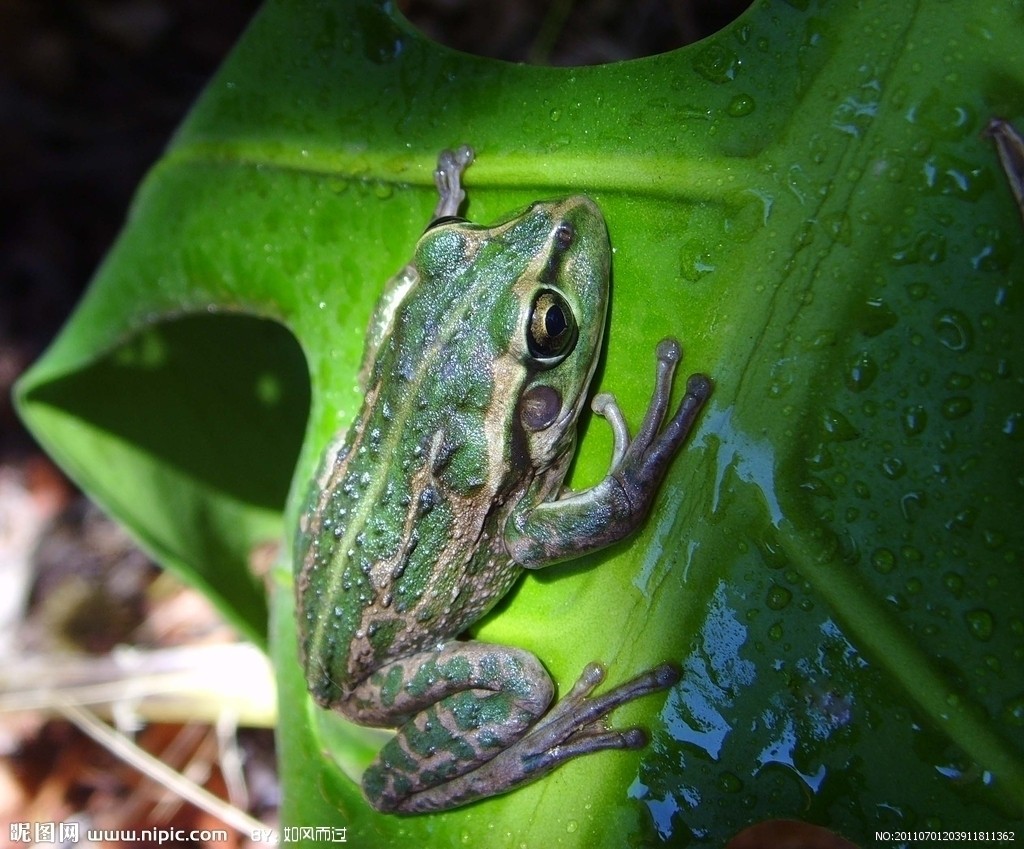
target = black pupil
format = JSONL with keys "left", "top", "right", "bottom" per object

{"left": 545, "top": 303, "right": 567, "bottom": 338}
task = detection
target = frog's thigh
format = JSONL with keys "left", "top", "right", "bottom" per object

{"left": 353, "top": 641, "right": 554, "bottom": 810}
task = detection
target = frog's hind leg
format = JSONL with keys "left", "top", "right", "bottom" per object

{"left": 352, "top": 640, "right": 554, "bottom": 813}
{"left": 389, "top": 661, "right": 680, "bottom": 814}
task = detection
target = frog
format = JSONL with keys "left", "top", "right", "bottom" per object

{"left": 295, "top": 145, "right": 712, "bottom": 814}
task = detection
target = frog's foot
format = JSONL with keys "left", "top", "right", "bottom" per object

{"left": 393, "top": 661, "right": 680, "bottom": 814}
{"left": 431, "top": 145, "right": 475, "bottom": 221}
{"left": 518, "top": 661, "right": 680, "bottom": 765}
{"left": 593, "top": 338, "right": 712, "bottom": 492}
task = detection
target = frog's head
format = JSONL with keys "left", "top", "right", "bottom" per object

{"left": 504, "top": 195, "right": 611, "bottom": 470}
{"left": 410, "top": 194, "right": 610, "bottom": 474}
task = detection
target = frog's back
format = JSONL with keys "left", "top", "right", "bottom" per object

{"left": 297, "top": 247, "right": 535, "bottom": 705}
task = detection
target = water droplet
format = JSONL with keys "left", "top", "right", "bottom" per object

{"left": 920, "top": 152, "right": 990, "bottom": 201}
{"left": 360, "top": 12, "right": 408, "bottom": 64}
{"left": 884, "top": 152, "right": 909, "bottom": 183}
{"left": 802, "top": 477, "right": 834, "bottom": 499}
{"left": 888, "top": 593, "right": 910, "bottom": 612}
{"left": 719, "top": 771, "right": 743, "bottom": 793}
{"left": 1003, "top": 412, "right": 1023, "bottom": 440}
{"left": 872, "top": 548, "right": 896, "bottom": 574}
{"left": 805, "top": 442, "right": 833, "bottom": 471}
{"left": 933, "top": 309, "right": 974, "bottom": 351}
{"left": 792, "top": 220, "right": 815, "bottom": 250}
{"left": 807, "top": 133, "right": 829, "bottom": 164}
{"left": 727, "top": 93, "right": 756, "bottom": 117}
{"left": 945, "top": 372, "right": 973, "bottom": 391}
{"left": 906, "top": 281, "right": 930, "bottom": 301}
{"left": 901, "top": 405, "right": 928, "bottom": 436}
{"left": 881, "top": 457, "right": 906, "bottom": 479}
{"left": 900, "top": 491, "right": 926, "bottom": 523}
{"left": 832, "top": 92, "right": 879, "bottom": 137}
{"left": 693, "top": 43, "right": 739, "bottom": 83}
{"left": 940, "top": 396, "right": 972, "bottom": 419}
{"left": 911, "top": 90, "right": 976, "bottom": 140}
{"left": 677, "top": 236, "right": 716, "bottom": 281}
{"left": 766, "top": 584, "right": 793, "bottom": 610}
{"left": 969, "top": 225, "right": 1013, "bottom": 273}
{"left": 845, "top": 351, "right": 878, "bottom": 392}
{"left": 943, "top": 572, "right": 964, "bottom": 597}
{"left": 1002, "top": 694, "right": 1024, "bottom": 727}
{"left": 891, "top": 230, "right": 947, "bottom": 265}
{"left": 822, "top": 408, "right": 858, "bottom": 441}
{"left": 964, "top": 608, "right": 994, "bottom": 641}
{"left": 945, "top": 506, "right": 977, "bottom": 533}
{"left": 327, "top": 176, "right": 350, "bottom": 193}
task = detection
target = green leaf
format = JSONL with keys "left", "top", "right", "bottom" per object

{"left": 15, "top": 0, "right": 1024, "bottom": 845}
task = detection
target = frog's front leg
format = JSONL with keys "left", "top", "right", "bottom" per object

{"left": 352, "top": 640, "right": 677, "bottom": 814}
{"left": 358, "top": 144, "right": 475, "bottom": 384}
{"left": 507, "top": 338, "right": 712, "bottom": 566}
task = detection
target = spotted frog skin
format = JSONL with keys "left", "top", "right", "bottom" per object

{"left": 296, "top": 146, "right": 712, "bottom": 813}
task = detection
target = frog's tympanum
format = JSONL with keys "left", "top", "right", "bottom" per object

{"left": 296, "top": 146, "right": 712, "bottom": 814}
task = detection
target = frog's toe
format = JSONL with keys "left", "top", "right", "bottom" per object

{"left": 623, "top": 727, "right": 648, "bottom": 747}
{"left": 651, "top": 661, "right": 682, "bottom": 688}
{"left": 686, "top": 373, "right": 713, "bottom": 401}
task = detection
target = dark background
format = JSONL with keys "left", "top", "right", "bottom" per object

{"left": 1, "top": 1, "right": 260, "bottom": 460}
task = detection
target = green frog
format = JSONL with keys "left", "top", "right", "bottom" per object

{"left": 296, "top": 146, "right": 712, "bottom": 814}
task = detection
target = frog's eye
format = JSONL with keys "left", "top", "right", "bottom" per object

{"left": 423, "top": 215, "right": 467, "bottom": 232}
{"left": 527, "top": 288, "right": 578, "bottom": 363}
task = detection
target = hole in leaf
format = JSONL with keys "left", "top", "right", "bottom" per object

{"left": 27, "top": 312, "right": 309, "bottom": 512}
{"left": 397, "top": 0, "right": 754, "bottom": 65}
